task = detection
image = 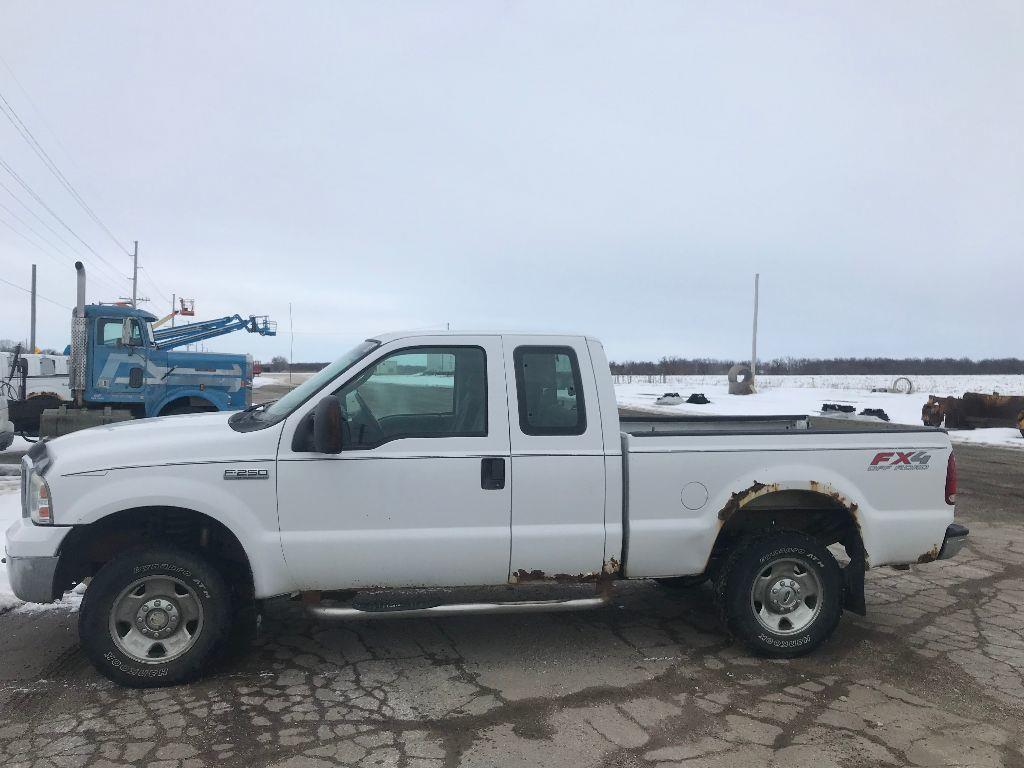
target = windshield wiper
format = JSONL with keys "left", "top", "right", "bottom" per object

{"left": 240, "top": 400, "right": 275, "bottom": 413}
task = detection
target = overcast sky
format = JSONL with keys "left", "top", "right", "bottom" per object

{"left": 0, "top": 2, "right": 1020, "bottom": 363}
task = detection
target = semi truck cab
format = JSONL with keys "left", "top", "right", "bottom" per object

{"left": 82, "top": 304, "right": 253, "bottom": 417}
{"left": 7, "top": 262, "right": 274, "bottom": 437}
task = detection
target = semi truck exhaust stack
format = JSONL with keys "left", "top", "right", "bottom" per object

{"left": 71, "top": 261, "right": 87, "bottom": 407}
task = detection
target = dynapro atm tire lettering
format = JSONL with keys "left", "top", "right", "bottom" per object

{"left": 868, "top": 451, "right": 932, "bottom": 471}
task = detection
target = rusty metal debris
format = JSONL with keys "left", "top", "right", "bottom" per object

{"left": 922, "top": 392, "right": 1024, "bottom": 431}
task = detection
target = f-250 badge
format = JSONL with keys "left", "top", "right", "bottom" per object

{"left": 867, "top": 451, "right": 931, "bottom": 471}
{"left": 223, "top": 469, "right": 270, "bottom": 480}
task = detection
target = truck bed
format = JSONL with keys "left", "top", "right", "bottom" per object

{"left": 620, "top": 413, "right": 942, "bottom": 436}
{"left": 617, "top": 412, "right": 953, "bottom": 578}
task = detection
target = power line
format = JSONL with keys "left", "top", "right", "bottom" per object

{"left": 0, "top": 177, "right": 130, "bottom": 291}
{"left": 0, "top": 53, "right": 86, "bottom": 191}
{"left": 0, "top": 177, "right": 101, "bottom": 264}
{"left": 0, "top": 154, "right": 128, "bottom": 281}
{"left": 0, "top": 273, "right": 70, "bottom": 310}
{"left": 0, "top": 85, "right": 132, "bottom": 256}
{"left": 140, "top": 266, "right": 171, "bottom": 303}
{"left": 0, "top": 198, "right": 77, "bottom": 264}
{"left": 0, "top": 215, "right": 126, "bottom": 298}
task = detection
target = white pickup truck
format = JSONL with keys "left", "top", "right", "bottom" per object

{"left": 5, "top": 330, "right": 967, "bottom": 687}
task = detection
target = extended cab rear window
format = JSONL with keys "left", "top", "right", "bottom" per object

{"left": 513, "top": 346, "right": 586, "bottom": 436}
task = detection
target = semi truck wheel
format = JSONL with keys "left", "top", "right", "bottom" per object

{"left": 79, "top": 547, "right": 231, "bottom": 687}
{"left": 716, "top": 532, "right": 842, "bottom": 658}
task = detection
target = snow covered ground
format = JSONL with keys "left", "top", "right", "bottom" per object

{"left": 615, "top": 374, "right": 1024, "bottom": 449}
{"left": 252, "top": 371, "right": 316, "bottom": 388}
{"left": 0, "top": 471, "right": 22, "bottom": 611}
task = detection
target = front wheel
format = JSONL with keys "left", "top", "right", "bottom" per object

{"left": 716, "top": 532, "right": 842, "bottom": 658}
{"left": 79, "top": 547, "right": 231, "bottom": 687}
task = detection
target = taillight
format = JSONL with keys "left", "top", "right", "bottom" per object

{"left": 945, "top": 452, "right": 957, "bottom": 505}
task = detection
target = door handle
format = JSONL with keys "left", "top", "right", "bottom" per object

{"left": 481, "top": 458, "right": 505, "bottom": 490}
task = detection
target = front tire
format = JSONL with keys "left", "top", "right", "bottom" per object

{"left": 79, "top": 547, "right": 231, "bottom": 687}
{"left": 716, "top": 532, "right": 842, "bottom": 658}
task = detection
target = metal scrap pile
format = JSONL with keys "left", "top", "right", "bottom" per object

{"left": 922, "top": 392, "right": 1024, "bottom": 436}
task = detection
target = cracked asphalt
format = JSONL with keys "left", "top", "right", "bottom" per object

{"left": 1, "top": 441, "right": 1022, "bottom": 767}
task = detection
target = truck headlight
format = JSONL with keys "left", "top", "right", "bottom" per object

{"left": 27, "top": 471, "right": 53, "bottom": 525}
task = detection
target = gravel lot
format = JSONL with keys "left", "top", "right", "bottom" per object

{"left": 0, "top": 441, "right": 1021, "bottom": 767}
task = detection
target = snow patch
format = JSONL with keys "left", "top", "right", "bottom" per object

{"left": 0, "top": 479, "right": 22, "bottom": 611}
{"left": 615, "top": 375, "right": 1024, "bottom": 450}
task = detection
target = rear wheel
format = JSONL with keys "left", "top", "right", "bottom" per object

{"left": 79, "top": 547, "right": 231, "bottom": 687}
{"left": 716, "top": 532, "right": 842, "bottom": 658}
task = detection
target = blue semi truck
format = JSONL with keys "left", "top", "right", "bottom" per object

{"left": 5, "top": 262, "right": 276, "bottom": 438}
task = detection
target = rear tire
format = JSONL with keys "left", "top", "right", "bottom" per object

{"left": 716, "top": 532, "right": 842, "bottom": 658}
{"left": 79, "top": 547, "right": 231, "bottom": 687}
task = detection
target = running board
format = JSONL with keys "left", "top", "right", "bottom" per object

{"left": 306, "top": 596, "right": 610, "bottom": 621}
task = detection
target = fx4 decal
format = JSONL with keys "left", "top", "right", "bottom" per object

{"left": 868, "top": 451, "right": 932, "bottom": 471}
{"left": 224, "top": 469, "right": 270, "bottom": 480}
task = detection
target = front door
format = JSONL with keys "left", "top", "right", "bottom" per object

{"left": 89, "top": 316, "right": 149, "bottom": 407}
{"left": 276, "top": 336, "right": 512, "bottom": 589}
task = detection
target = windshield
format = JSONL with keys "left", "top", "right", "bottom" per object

{"left": 261, "top": 340, "right": 380, "bottom": 422}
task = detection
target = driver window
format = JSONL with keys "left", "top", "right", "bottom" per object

{"left": 336, "top": 346, "right": 487, "bottom": 449}
{"left": 98, "top": 318, "right": 143, "bottom": 346}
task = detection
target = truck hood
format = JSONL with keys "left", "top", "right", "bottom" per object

{"left": 45, "top": 411, "right": 281, "bottom": 474}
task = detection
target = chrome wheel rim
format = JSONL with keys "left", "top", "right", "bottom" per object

{"left": 749, "top": 557, "right": 822, "bottom": 635}
{"left": 108, "top": 575, "right": 204, "bottom": 663}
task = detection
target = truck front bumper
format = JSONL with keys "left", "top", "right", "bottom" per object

{"left": 937, "top": 523, "right": 969, "bottom": 560}
{"left": 5, "top": 554, "right": 60, "bottom": 603}
{"left": 4, "top": 517, "right": 71, "bottom": 604}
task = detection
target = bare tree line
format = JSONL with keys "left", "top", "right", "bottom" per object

{"left": 609, "top": 356, "right": 1024, "bottom": 376}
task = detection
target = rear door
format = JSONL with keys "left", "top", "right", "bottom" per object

{"left": 503, "top": 336, "right": 607, "bottom": 579}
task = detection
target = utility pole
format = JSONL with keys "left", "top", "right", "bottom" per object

{"left": 288, "top": 302, "right": 294, "bottom": 385}
{"left": 171, "top": 293, "right": 176, "bottom": 328}
{"left": 29, "top": 263, "right": 37, "bottom": 352}
{"left": 751, "top": 272, "right": 760, "bottom": 379}
{"left": 131, "top": 240, "right": 139, "bottom": 308}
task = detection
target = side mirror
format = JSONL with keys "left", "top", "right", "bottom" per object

{"left": 120, "top": 319, "right": 132, "bottom": 346}
{"left": 313, "top": 395, "right": 343, "bottom": 454}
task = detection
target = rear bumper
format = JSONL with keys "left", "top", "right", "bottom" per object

{"left": 937, "top": 523, "right": 969, "bottom": 560}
